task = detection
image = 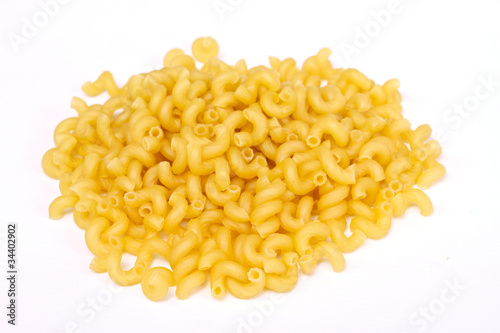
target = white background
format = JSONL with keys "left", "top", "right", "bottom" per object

{"left": 1, "top": 0, "right": 499, "bottom": 332}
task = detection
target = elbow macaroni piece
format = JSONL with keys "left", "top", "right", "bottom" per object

{"left": 42, "top": 37, "right": 445, "bottom": 301}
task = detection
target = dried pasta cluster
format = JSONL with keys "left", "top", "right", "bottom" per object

{"left": 42, "top": 37, "right": 445, "bottom": 301}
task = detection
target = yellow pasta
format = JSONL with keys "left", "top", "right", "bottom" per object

{"left": 141, "top": 267, "right": 173, "bottom": 301}
{"left": 192, "top": 37, "right": 219, "bottom": 63}
{"left": 226, "top": 267, "right": 266, "bottom": 299}
{"left": 42, "top": 37, "right": 445, "bottom": 301}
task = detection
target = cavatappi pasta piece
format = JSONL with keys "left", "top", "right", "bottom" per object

{"left": 312, "top": 241, "right": 346, "bottom": 272}
{"left": 106, "top": 236, "right": 147, "bottom": 286}
{"left": 176, "top": 270, "right": 206, "bottom": 300}
{"left": 417, "top": 159, "right": 446, "bottom": 189}
{"left": 294, "top": 221, "right": 331, "bottom": 256}
{"left": 141, "top": 267, "right": 173, "bottom": 301}
{"left": 327, "top": 218, "right": 366, "bottom": 253}
{"left": 226, "top": 267, "right": 266, "bottom": 299}
{"left": 317, "top": 183, "right": 349, "bottom": 222}
{"left": 391, "top": 188, "right": 433, "bottom": 217}
{"left": 84, "top": 217, "right": 111, "bottom": 257}
{"left": 210, "top": 260, "right": 248, "bottom": 299}
{"left": 350, "top": 202, "right": 393, "bottom": 239}
{"left": 42, "top": 37, "right": 445, "bottom": 301}
{"left": 192, "top": 37, "right": 219, "bottom": 63}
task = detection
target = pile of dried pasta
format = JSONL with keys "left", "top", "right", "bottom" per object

{"left": 42, "top": 37, "right": 445, "bottom": 301}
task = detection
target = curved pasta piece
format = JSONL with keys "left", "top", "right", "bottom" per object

{"left": 315, "top": 146, "right": 356, "bottom": 185}
{"left": 306, "top": 115, "right": 349, "bottom": 148}
{"left": 205, "top": 174, "right": 241, "bottom": 206}
{"left": 226, "top": 268, "right": 266, "bottom": 299}
{"left": 48, "top": 194, "right": 79, "bottom": 220}
{"left": 391, "top": 189, "right": 433, "bottom": 217}
{"left": 85, "top": 217, "right": 111, "bottom": 257}
{"left": 82, "top": 71, "right": 125, "bottom": 97}
{"left": 312, "top": 241, "right": 345, "bottom": 272}
{"left": 106, "top": 235, "right": 147, "bottom": 286}
{"left": 210, "top": 261, "right": 248, "bottom": 299}
{"left": 350, "top": 203, "right": 393, "bottom": 239}
{"left": 141, "top": 267, "right": 173, "bottom": 301}
{"left": 260, "top": 86, "right": 298, "bottom": 118}
{"left": 278, "top": 202, "right": 305, "bottom": 232}
{"left": 306, "top": 85, "right": 345, "bottom": 114}
{"left": 176, "top": 270, "right": 206, "bottom": 300}
{"left": 327, "top": 218, "right": 366, "bottom": 253}
{"left": 294, "top": 221, "right": 331, "bottom": 256}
